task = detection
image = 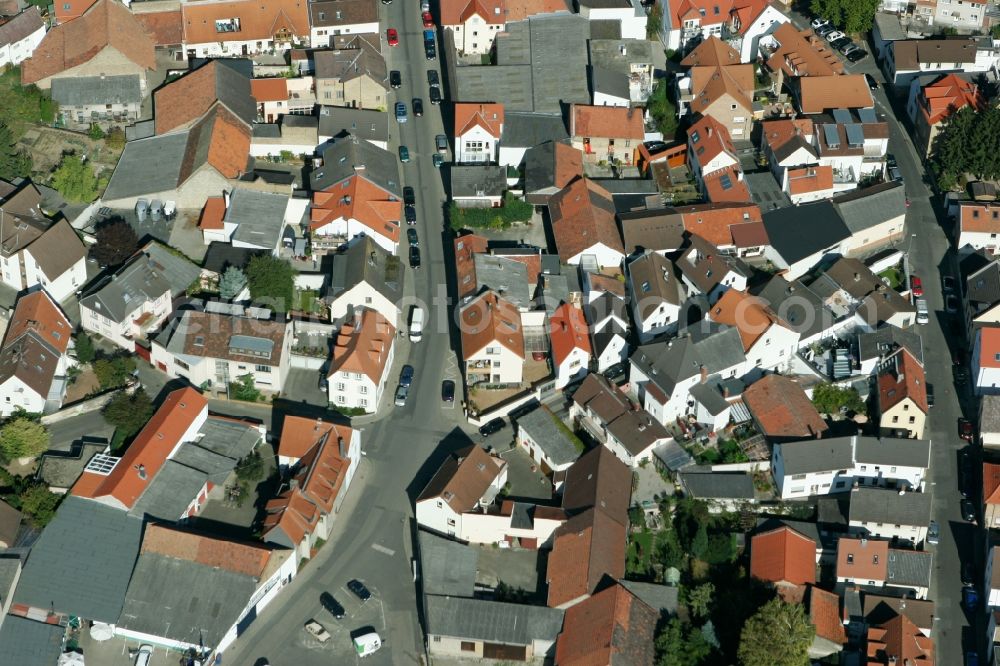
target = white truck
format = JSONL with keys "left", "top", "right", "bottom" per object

{"left": 354, "top": 631, "right": 383, "bottom": 657}
{"left": 410, "top": 306, "right": 424, "bottom": 342}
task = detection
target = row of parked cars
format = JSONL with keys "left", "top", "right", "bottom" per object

{"left": 810, "top": 17, "right": 868, "bottom": 63}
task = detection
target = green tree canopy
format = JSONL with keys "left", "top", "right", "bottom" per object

{"left": 219, "top": 266, "right": 248, "bottom": 300}
{"left": 738, "top": 599, "right": 815, "bottom": 666}
{"left": 246, "top": 255, "right": 295, "bottom": 312}
{"left": 687, "top": 583, "right": 715, "bottom": 620}
{"left": 809, "top": 0, "right": 879, "bottom": 34}
{"left": 74, "top": 331, "right": 95, "bottom": 364}
{"left": 0, "top": 417, "right": 49, "bottom": 461}
{"left": 92, "top": 355, "right": 136, "bottom": 389}
{"left": 90, "top": 217, "right": 138, "bottom": 268}
{"left": 811, "top": 382, "right": 865, "bottom": 415}
{"left": 656, "top": 618, "right": 712, "bottom": 666}
{"left": 930, "top": 105, "right": 1000, "bottom": 191}
{"left": 102, "top": 388, "right": 154, "bottom": 449}
{"left": 51, "top": 153, "right": 99, "bottom": 203}
{"left": 647, "top": 79, "right": 678, "bottom": 141}
{"left": 18, "top": 484, "right": 60, "bottom": 527}
{"left": 230, "top": 373, "right": 262, "bottom": 402}
{"left": 0, "top": 121, "right": 31, "bottom": 181}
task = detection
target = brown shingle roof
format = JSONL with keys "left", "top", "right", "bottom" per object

{"left": 0, "top": 290, "right": 72, "bottom": 401}
{"left": 688, "top": 63, "right": 754, "bottom": 115}
{"left": 182, "top": 0, "right": 309, "bottom": 46}
{"left": 176, "top": 310, "right": 289, "bottom": 367}
{"left": 877, "top": 347, "right": 928, "bottom": 413}
{"left": 327, "top": 309, "right": 394, "bottom": 382}
{"left": 547, "top": 507, "right": 627, "bottom": 608}
{"left": 460, "top": 290, "right": 523, "bottom": 360}
{"left": 743, "top": 374, "right": 828, "bottom": 440}
{"left": 132, "top": 9, "right": 183, "bottom": 46}
{"left": 25, "top": 218, "right": 87, "bottom": 282}
{"left": 680, "top": 35, "right": 741, "bottom": 67}
{"left": 416, "top": 445, "right": 506, "bottom": 511}
{"left": 709, "top": 288, "right": 785, "bottom": 351}
{"left": 141, "top": 523, "right": 272, "bottom": 577}
{"left": 549, "top": 178, "right": 624, "bottom": 263}
{"left": 766, "top": 22, "right": 843, "bottom": 78}
{"left": 21, "top": 0, "right": 155, "bottom": 85}
{"left": 562, "top": 444, "right": 632, "bottom": 519}
{"left": 798, "top": 74, "right": 873, "bottom": 114}
{"left": 0, "top": 6, "right": 43, "bottom": 46}
{"left": 570, "top": 104, "right": 644, "bottom": 140}
{"left": 808, "top": 586, "right": 847, "bottom": 646}
{"left": 555, "top": 583, "right": 657, "bottom": 664}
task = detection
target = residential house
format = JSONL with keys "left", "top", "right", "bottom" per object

{"left": 908, "top": 73, "right": 986, "bottom": 158}
{"left": 589, "top": 38, "right": 654, "bottom": 106}
{"left": 499, "top": 111, "right": 571, "bottom": 168}
{"left": 250, "top": 114, "right": 319, "bottom": 158}
{"left": 570, "top": 372, "right": 671, "bottom": 467}
{"left": 677, "top": 37, "right": 754, "bottom": 141}
{"left": 678, "top": 469, "right": 757, "bottom": 511}
{"left": 37, "top": 439, "right": 110, "bottom": 495}
{"left": 958, "top": 202, "right": 1000, "bottom": 255}
{"left": 847, "top": 486, "right": 932, "bottom": 546}
{"left": 805, "top": 586, "right": 848, "bottom": 659}
{"left": 584, "top": 284, "right": 630, "bottom": 373}
{"left": 751, "top": 274, "right": 849, "bottom": 347}
{"left": 460, "top": 290, "right": 524, "bottom": 387}
{"left": 554, "top": 583, "right": 657, "bottom": 665}
{"left": 441, "top": 0, "right": 504, "bottom": 56}
{"left": 627, "top": 251, "right": 685, "bottom": 343}
{"left": 326, "top": 308, "right": 394, "bottom": 412}
{"left": 0, "top": 500, "right": 20, "bottom": 548}
{"left": 575, "top": 0, "right": 646, "bottom": 40}
{"left": 198, "top": 189, "right": 292, "bottom": 252}
{"left": 765, "top": 22, "right": 844, "bottom": 78}
{"left": 660, "top": 0, "right": 736, "bottom": 52}
{"left": 263, "top": 416, "right": 360, "bottom": 560}
{"left": 875, "top": 347, "right": 928, "bottom": 439}
{"left": 812, "top": 257, "right": 916, "bottom": 330}
{"left": 885, "top": 38, "right": 990, "bottom": 88}
{"left": 548, "top": 178, "right": 625, "bottom": 268}
{"left": 834, "top": 181, "right": 906, "bottom": 257}
{"left": 308, "top": 0, "right": 378, "bottom": 47}
{"left": 454, "top": 103, "right": 504, "bottom": 164}
{"left": 932, "top": 0, "right": 987, "bottom": 32}
{"left": 619, "top": 208, "right": 687, "bottom": 257}
{"left": 569, "top": 104, "right": 643, "bottom": 166}
{"left": 318, "top": 105, "right": 389, "bottom": 149}
{"left": 761, "top": 200, "right": 851, "bottom": 280}
{"left": 79, "top": 242, "right": 201, "bottom": 352}
{"left": 743, "top": 373, "right": 828, "bottom": 444}
{"left": 326, "top": 236, "right": 403, "bottom": 327}
{"left": 313, "top": 36, "right": 388, "bottom": 110}
{"left": 415, "top": 445, "right": 509, "bottom": 540}
{"left": 516, "top": 406, "right": 582, "bottom": 474}
{"left": 426, "top": 596, "right": 565, "bottom": 662}
{"left": 730, "top": 0, "right": 789, "bottom": 63}
{"left": 687, "top": 114, "right": 739, "bottom": 188}
{"left": 180, "top": 0, "right": 309, "bottom": 59}
{"left": 150, "top": 303, "right": 293, "bottom": 393}
{"left": 0, "top": 290, "right": 74, "bottom": 417}
{"left": 784, "top": 166, "right": 834, "bottom": 204}
{"left": 675, "top": 233, "right": 750, "bottom": 304}
{"left": 810, "top": 108, "right": 889, "bottom": 191}
{"left": 974, "top": 327, "right": 1000, "bottom": 395}
{"left": 0, "top": 182, "right": 87, "bottom": 301}
{"left": 523, "top": 140, "right": 584, "bottom": 206}
{"left": 835, "top": 536, "right": 932, "bottom": 599}
{"left": 750, "top": 524, "right": 817, "bottom": 588}
{"left": 0, "top": 7, "right": 45, "bottom": 68}
{"left": 707, "top": 288, "right": 800, "bottom": 373}
{"left": 797, "top": 74, "right": 874, "bottom": 115}
{"left": 762, "top": 118, "right": 818, "bottom": 184}
{"left": 772, "top": 435, "right": 931, "bottom": 499}
{"left": 984, "top": 395, "right": 1000, "bottom": 448}
{"left": 251, "top": 77, "right": 289, "bottom": 123}
{"left": 309, "top": 135, "right": 402, "bottom": 255}
{"left": 549, "top": 303, "right": 591, "bottom": 389}
{"left": 451, "top": 166, "right": 506, "bottom": 208}
{"left": 861, "top": 593, "right": 936, "bottom": 639}
{"left": 857, "top": 325, "right": 924, "bottom": 377}
{"left": 20, "top": 0, "right": 155, "bottom": 89}
{"left": 962, "top": 251, "right": 1000, "bottom": 333}
{"left": 866, "top": 611, "right": 935, "bottom": 664}
{"left": 51, "top": 74, "right": 143, "bottom": 128}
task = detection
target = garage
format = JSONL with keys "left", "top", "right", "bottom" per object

{"left": 483, "top": 643, "right": 527, "bottom": 660}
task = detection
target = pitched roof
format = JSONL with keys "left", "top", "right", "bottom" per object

{"left": 155, "top": 60, "right": 256, "bottom": 135}
{"left": 416, "top": 445, "right": 507, "bottom": 511}
{"left": 460, "top": 290, "right": 524, "bottom": 360}
{"left": 960, "top": 201, "right": 1000, "bottom": 235}
{"left": 327, "top": 235, "right": 404, "bottom": 304}
{"left": 141, "top": 524, "right": 272, "bottom": 577}
{"left": 311, "top": 176, "right": 402, "bottom": 243}
{"left": 848, "top": 486, "right": 932, "bottom": 528}
{"left": 549, "top": 303, "right": 591, "bottom": 366}
{"left": 132, "top": 8, "right": 184, "bottom": 46}
{"left": 877, "top": 347, "right": 928, "bottom": 413}
{"left": 440, "top": 0, "right": 504, "bottom": 25}
{"left": 766, "top": 22, "right": 843, "bottom": 77}
{"left": 251, "top": 76, "right": 288, "bottom": 103}
{"left": 798, "top": 74, "right": 874, "bottom": 114}
{"left": 688, "top": 62, "right": 754, "bottom": 116}
{"left": 455, "top": 102, "right": 505, "bottom": 139}
{"left": 619, "top": 208, "right": 686, "bottom": 254}
{"left": 750, "top": 525, "right": 817, "bottom": 585}
{"left": 787, "top": 165, "right": 833, "bottom": 195}
{"left": 892, "top": 38, "right": 977, "bottom": 71}
{"left": 570, "top": 104, "right": 644, "bottom": 139}
{"left": 863, "top": 594, "right": 936, "bottom": 632}
{"left": 313, "top": 39, "right": 387, "bottom": 86}
{"left": 454, "top": 232, "right": 490, "bottom": 300}
{"left": 985, "top": 462, "right": 1000, "bottom": 506}
{"left": 680, "top": 35, "right": 741, "bottom": 67}
{"left": 808, "top": 586, "right": 847, "bottom": 646}
{"left": 562, "top": 444, "right": 632, "bottom": 518}
{"left": 547, "top": 507, "right": 627, "bottom": 608}
{"left": 181, "top": 0, "right": 309, "bottom": 45}
{"left": 628, "top": 251, "right": 684, "bottom": 320}
{"left": 918, "top": 72, "right": 986, "bottom": 125}
{"left": 308, "top": 0, "right": 378, "bottom": 27}
{"left": 426, "top": 595, "right": 565, "bottom": 644}
{"left": 762, "top": 199, "right": 850, "bottom": 264}
{"left": 688, "top": 114, "right": 737, "bottom": 169}
{"left": 524, "top": 140, "right": 584, "bottom": 203}
{"left": 21, "top": 0, "right": 155, "bottom": 85}
{"left": 866, "top": 612, "right": 934, "bottom": 665}
{"left": 555, "top": 582, "right": 657, "bottom": 664}
{"left": 709, "top": 288, "right": 787, "bottom": 351}
{"left": 0, "top": 290, "right": 72, "bottom": 400}
{"left": 703, "top": 165, "right": 751, "bottom": 203}
{"left": 515, "top": 405, "right": 582, "bottom": 467}
{"left": 744, "top": 374, "right": 828, "bottom": 439}
{"left": 677, "top": 202, "right": 762, "bottom": 247}
{"left": 979, "top": 327, "right": 1000, "bottom": 370}
{"left": 327, "top": 308, "right": 395, "bottom": 382}
{"left": 836, "top": 536, "right": 888, "bottom": 582}
{"left": 0, "top": 616, "right": 64, "bottom": 666}
{"left": 763, "top": 118, "right": 817, "bottom": 162}
{"left": 310, "top": 134, "right": 401, "bottom": 196}
{"left": 833, "top": 180, "right": 906, "bottom": 234}
{"left": 0, "top": 7, "right": 43, "bottom": 47}
{"left": 549, "top": 178, "right": 624, "bottom": 263}
{"left": 503, "top": 0, "right": 569, "bottom": 20}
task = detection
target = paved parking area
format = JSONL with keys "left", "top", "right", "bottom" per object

{"left": 281, "top": 367, "right": 329, "bottom": 407}
{"left": 474, "top": 545, "right": 542, "bottom": 597}
{"left": 498, "top": 446, "right": 553, "bottom": 503}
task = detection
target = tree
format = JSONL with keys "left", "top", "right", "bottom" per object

{"left": 219, "top": 266, "right": 248, "bottom": 301}
{"left": 87, "top": 123, "right": 105, "bottom": 140}
{"left": 0, "top": 417, "right": 49, "bottom": 461}
{"left": 691, "top": 523, "right": 708, "bottom": 560}
{"left": 738, "top": 599, "right": 815, "bottom": 666}
{"left": 92, "top": 355, "right": 136, "bottom": 389}
{"left": 809, "top": 0, "right": 880, "bottom": 34}
{"left": 74, "top": 331, "right": 95, "bottom": 364}
{"left": 102, "top": 388, "right": 154, "bottom": 449}
{"left": 104, "top": 126, "right": 126, "bottom": 151}
{"left": 18, "top": 484, "right": 59, "bottom": 527}
{"left": 930, "top": 106, "right": 1000, "bottom": 191}
{"left": 687, "top": 583, "right": 715, "bottom": 620}
{"left": 811, "top": 382, "right": 865, "bottom": 415}
{"left": 647, "top": 79, "right": 678, "bottom": 140}
{"left": 0, "top": 120, "right": 31, "bottom": 181}
{"left": 235, "top": 450, "right": 265, "bottom": 483}
{"left": 655, "top": 618, "right": 712, "bottom": 666}
{"left": 51, "top": 153, "right": 99, "bottom": 203}
{"left": 646, "top": 2, "right": 662, "bottom": 39}
{"left": 90, "top": 217, "right": 138, "bottom": 268}
{"left": 230, "top": 373, "right": 262, "bottom": 402}
{"left": 703, "top": 533, "right": 738, "bottom": 565}
{"left": 245, "top": 254, "right": 295, "bottom": 313}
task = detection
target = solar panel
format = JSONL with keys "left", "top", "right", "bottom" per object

{"left": 832, "top": 108, "right": 852, "bottom": 124}
{"left": 720, "top": 174, "right": 733, "bottom": 190}
{"left": 857, "top": 107, "right": 877, "bottom": 124}
{"left": 823, "top": 124, "right": 840, "bottom": 148}
{"left": 845, "top": 123, "right": 864, "bottom": 147}
{"left": 229, "top": 335, "right": 274, "bottom": 354}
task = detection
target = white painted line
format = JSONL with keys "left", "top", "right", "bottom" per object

{"left": 371, "top": 543, "right": 395, "bottom": 556}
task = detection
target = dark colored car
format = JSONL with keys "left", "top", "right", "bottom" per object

{"left": 846, "top": 49, "right": 868, "bottom": 63}
{"left": 816, "top": 24, "right": 835, "bottom": 37}
{"left": 405, "top": 207, "right": 416, "bottom": 225}
{"left": 962, "top": 561, "right": 976, "bottom": 586}
{"left": 425, "top": 42, "right": 436, "bottom": 60}
{"left": 830, "top": 37, "right": 851, "bottom": 50}
{"left": 946, "top": 294, "right": 959, "bottom": 312}
{"left": 409, "top": 245, "right": 421, "bottom": 268}
{"left": 403, "top": 186, "right": 416, "bottom": 207}
{"left": 320, "top": 592, "right": 345, "bottom": 619}
{"left": 412, "top": 98, "right": 424, "bottom": 116}
{"left": 943, "top": 275, "right": 956, "bottom": 292}
{"left": 479, "top": 417, "right": 505, "bottom": 437}
{"left": 407, "top": 228, "right": 418, "bottom": 246}
{"left": 347, "top": 579, "right": 372, "bottom": 602}
{"left": 926, "top": 383, "right": 934, "bottom": 408}
{"left": 389, "top": 70, "right": 401, "bottom": 89}
{"left": 960, "top": 452, "right": 974, "bottom": 497}
{"left": 441, "top": 380, "right": 455, "bottom": 403}
{"left": 427, "top": 70, "right": 440, "bottom": 86}
{"left": 429, "top": 85, "right": 442, "bottom": 104}
{"left": 400, "top": 364, "right": 414, "bottom": 387}
{"left": 960, "top": 418, "right": 975, "bottom": 441}
{"left": 865, "top": 73, "right": 878, "bottom": 90}
{"left": 962, "top": 498, "right": 977, "bottom": 523}
{"left": 602, "top": 362, "right": 627, "bottom": 381}
{"left": 968, "top": 652, "right": 980, "bottom": 666}
{"left": 964, "top": 586, "right": 979, "bottom": 611}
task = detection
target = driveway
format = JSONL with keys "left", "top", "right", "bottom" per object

{"left": 281, "top": 367, "right": 328, "bottom": 407}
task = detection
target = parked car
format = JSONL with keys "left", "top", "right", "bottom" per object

{"left": 910, "top": 275, "right": 923, "bottom": 296}
{"left": 409, "top": 245, "right": 421, "bottom": 268}
{"left": 400, "top": 364, "right": 414, "bottom": 388}
{"left": 963, "top": 585, "right": 979, "bottom": 611}
{"left": 816, "top": 24, "right": 835, "bottom": 37}
{"left": 432, "top": 153, "right": 444, "bottom": 168}
{"left": 405, "top": 207, "right": 416, "bottom": 225}
{"left": 407, "top": 228, "right": 418, "bottom": 246}
{"left": 398, "top": 145, "right": 410, "bottom": 163}
{"left": 865, "top": 73, "right": 878, "bottom": 90}
{"left": 962, "top": 561, "right": 975, "bottom": 586}
{"left": 946, "top": 294, "right": 959, "bottom": 313}
{"left": 304, "top": 620, "right": 332, "bottom": 642}
{"left": 441, "top": 380, "right": 455, "bottom": 403}
{"left": 435, "top": 134, "right": 448, "bottom": 153}
{"left": 427, "top": 70, "right": 440, "bottom": 86}
{"left": 602, "top": 362, "right": 627, "bottom": 381}
{"left": 479, "top": 417, "right": 506, "bottom": 437}
{"left": 425, "top": 41, "right": 436, "bottom": 59}
{"left": 926, "top": 383, "right": 934, "bottom": 408}
{"left": 135, "top": 645, "right": 153, "bottom": 666}
{"left": 412, "top": 98, "right": 423, "bottom": 116}
{"left": 959, "top": 418, "right": 975, "bottom": 441}
{"left": 825, "top": 30, "right": 846, "bottom": 42}
{"left": 967, "top": 652, "right": 980, "bottom": 666}
{"left": 422, "top": 10, "right": 434, "bottom": 27}
{"left": 846, "top": 49, "right": 868, "bottom": 63}
{"left": 429, "top": 85, "right": 442, "bottom": 104}
{"left": 395, "top": 102, "right": 407, "bottom": 123}
{"left": 394, "top": 384, "right": 409, "bottom": 406}
{"left": 386, "top": 28, "right": 399, "bottom": 46}
{"left": 811, "top": 17, "right": 829, "bottom": 29}
{"left": 926, "top": 520, "right": 939, "bottom": 545}
{"left": 943, "top": 275, "right": 956, "bottom": 292}
{"left": 389, "top": 70, "right": 401, "bottom": 88}
{"left": 830, "top": 36, "right": 851, "bottom": 50}
{"left": 839, "top": 42, "right": 859, "bottom": 55}
{"left": 403, "top": 185, "right": 415, "bottom": 207}
{"left": 347, "top": 579, "right": 372, "bottom": 601}
{"left": 320, "top": 592, "right": 345, "bottom": 619}
{"left": 961, "top": 498, "right": 977, "bottom": 522}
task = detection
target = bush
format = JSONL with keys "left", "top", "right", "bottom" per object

{"left": 229, "top": 373, "right": 262, "bottom": 402}
{"left": 235, "top": 450, "right": 266, "bottom": 483}
{"left": 647, "top": 79, "right": 679, "bottom": 140}
{"left": 17, "top": 484, "right": 60, "bottom": 527}
{"left": 0, "top": 417, "right": 49, "bottom": 461}
{"left": 74, "top": 331, "right": 95, "bottom": 364}
{"left": 103, "top": 389, "right": 154, "bottom": 450}
{"left": 92, "top": 355, "right": 136, "bottom": 389}
{"left": 811, "top": 382, "right": 865, "bottom": 415}
{"left": 449, "top": 193, "right": 533, "bottom": 230}
{"left": 51, "top": 153, "right": 99, "bottom": 203}
{"left": 104, "top": 127, "right": 126, "bottom": 151}
{"left": 87, "top": 123, "right": 105, "bottom": 140}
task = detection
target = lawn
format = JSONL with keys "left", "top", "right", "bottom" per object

{"left": 295, "top": 289, "right": 325, "bottom": 314}
{"left": 878, "top": 267, "right": 902, "bottom": 290}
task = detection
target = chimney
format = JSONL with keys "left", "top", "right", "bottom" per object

{"left": 338, "top": 436, "right": 346, "bottom": 458}
{"left": 707, "top": 126, "right": 713, "bottom": 138}
{"left": 737, "top": 171, "right": 744, "bottom": 181}
{"left": 700, "top": 365, "right": 708, "bottom": 384}
{"left": 223, "top": 190, "right": 231, "bottom": 209}
{"left": 853, "top": 272, "right": 861, "bottom": 282}
{"left": 136, "top": 464, "right": 147, "bottom": 480}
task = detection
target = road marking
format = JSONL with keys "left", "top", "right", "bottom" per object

{"left": 371, "top": 543, "right": 395, "bottom": 556}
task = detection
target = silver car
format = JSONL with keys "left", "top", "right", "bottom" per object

{"left": 926, "top": 520, "right": 939, "bottom": 545}
{"left": 395, "top": 102, "right": 408, "bottom": 123}
{"left": 394, "top": 384, "right": 409, "bottom": 406}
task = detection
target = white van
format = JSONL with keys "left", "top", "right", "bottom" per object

{"left": 410, "top": 306, "right": 424, "bottom": 342}
{"left": 354, "top": 631, "right": 383, "bottom": 657}
{"left": 915, "top": 298, "right": 929, "bottom": 325}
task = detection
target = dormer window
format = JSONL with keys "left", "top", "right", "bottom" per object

{"left": 215, "top": 18, "right": 241, "bottom": 33}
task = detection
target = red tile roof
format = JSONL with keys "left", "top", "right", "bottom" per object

{"left": 985, "top": 462, "right": 1000, "bottom": 506}
{"left": 762, "top": 118, "right": 815, "bottom": 155}
{"left": 703, "top": 165, "right": 752, "bottom": 203}
{"left": 251, "top": 77, "right": 289, "bottom": 103}
{"left": 809, "top": 586, "right": 847, "bottom": 646}
{"left": 750, "top": 525, "right": 816, "bottom": 585}
{"left": 787, "top": 165, "right": 834, "bottom": 195}
{"left": 141, "top": 524, "right": 272, "bottom": 577}
{"left": 672, "top": 0, "right": 734, "bottom": 29}
{"left": 555, "top": 583, "right": 657, "bottom": 665}
{"left": 278, "top": 415, "right": 355, "bottom": 461}
{"left": 3, "top": 290, "right": 71, "bottom": 355}
{"left": 766, "top": 22, "right": 843, "bottom": 77}
{"left": 454, "top": 102, "right": 504, "bottom": 139}
{"left": 709, "top": 289, "right": 786, "bottom": 351}
{"left": 440, "top": 0, "right": 504, "bottom": 25}
{"left": 688, "top": 114, "right": 737, "bottom": 171}
{"left": 182, "top": 0, "right": 309, "bottom": 45}
{"left": 680, "top": 35, "right": 741, "bottom": 67}
{"left": 959, "top": 201, "right": 1000, "bottom": 234}
{"left": 133, "top": 9, "right": 184, "bottom": 46}
{"left": 311, "top": 176, "right": 402, "bottom": 244}
{"left": 571, "top": 104, "right": 644, "bottom": 140}
{"left": 798, "top": 74, "right": 873, "bottom": 114}
{"left": 743, "top": 374, "right": 828, "bottom": 439}
{"left": 919, "top": 73, "right": 986, "bottom": 126}
{"left": 836, "top": 537, "right": 888, "bottom": 583}
{"left": 549, "top": 178, "right": 624, "bottom": 263}
{"left": 547, "top": 507, "right": 626, "bottom": 608}
{"left": 454, "top": 232, "right": 489, "bottom": 300}
{"left": 549, "top": 303, "right": 591, "bottom": 367}
{"left": 866, "top": 612, "right": 934, "bottom": 665}
{"left": 327, "top": 309, "right": 395, "bottom": 382}
{"left": 977, "top": 328, "right": 1000, "bottom": 369}
{"left": 72, "top": 387, "right": 208, "bottom": 509}
{"left": 460, "top": 290, "right": 524, "bottom": 360}
{"left": 55, "top": 0, "right": 97, "bottom": 24}
{"left": 877, "top": 347, "right": 928, "bottom": 413}
{"left": 199, "top": 196, "right": 226, "bottom": 231}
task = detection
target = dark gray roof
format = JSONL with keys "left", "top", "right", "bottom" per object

{"left": 966, "top": 260, "right": 1000, "bottom": 306}
{"left": 474, "top": 254, "right": 530, "bottom": 309}
{"left": 763, "top": 200, "right": 851, "bottom": 264}
{"left": 0, "top": 616, "right": 65, "bottom": 666}
{"left": 51, "top": 74, "right": 142, "bottom": 107}
{"left": 886, "top": 549, "right": 932, "bottom": 589}
{"left": 452, "top": 165, "right": 506, "bottom": 198}
{"left": 252, "top": 123, "right": 280, "bottom": 138}
{"left": 775, "top": 437, "right": 855, "bottom": 475}
{"left": 679, "top": 470, "right": 755, "bottom": 499}
{"left": 754, "top": 517, "right": 822, "bottom": 546}
{"left": 631, "top": 326, "right": 747, "bottom": 398}
{"left": 750, "top": 275, "right": 834, "bottom": 340}
{"left": 982, "top": 395, "right": 1000, "bottom": 434}
{"left": 418, "top": 531, "right": 478, "bottom": 598}
{"left": 858, "top": 325, "right": 924, "bottom": 364}
{"left": 652, "top": 440, "right": 695, "bottom": 471}
{"left": 197, "top": 416, "right": 262, "bottom": 459}
{"left": 500, "top": 112, "right": 569, "bottom": 150}
{"left": 619, "top": 208, "right": 686, "bottom": 254}
{"left": 743, "top": 171, "right": 793, "bottom": 211}
{"left": 873, "top": 12, "right": 906, "bottom": 42}
{"left": 425, "top": 595, "right": 564, "bottom": 644}
{"left": 833, "top": 182, "right": 905, "bottom": 234}
{"left": 589, "top": 38, "right": 653, "bottom": 73}
{"left": 848, "top": 487, "right": 932, "bottom": 527}
{"left": 592, "top": 66, "right": 629, "bottom": 99}
{"left": 855, "top": 436, "right": 930, "bottom": 469}
{"left": 36, "top": 440, "right": 108, "bottom": 491}
{"left": 310, "top": 134, "right": 401, "bottom": 196}
{"left": 102, "top": 131, "right": 190, "bottom": 200}
{"left": 689, "top": 378, "right": 729, "bottom": 416}
{"left": 202, "top": 242, "right": 267, "bottom": 274}
{"left": 0, "top": 7, "right": 43, "bottom": 46}
{"left": 13, "top": 496, "right": 142, "bottom": 622}
{"left": 618, "top": 580, "right": 678, "bottom": 615}
{"left": 772, "top": 134, "right": 817, "bottom": 164}
{"left": 327, "top": 235, "right": 405, "bottom": 304}
{"left": 170, "top": 442, "right": 234, "bottom": 482}
{"left": 313, "top": 41, "right": 387, "bottom": 85}
{"left": 817, "top": 494, "right": 850, "bottom": 527}
{"left": 226, "top": 189, "right": 290, "bottom": 249}
{"left": 130, "top": 459, "right": 210, "bottom": 521}
{"left": 588, "top": 18, "right": 621, "bottom": 39}
{"left": 515, "top": 406, "right": 582, "bottom": 467}
{"left": 119, "top": 552, "right": 257, "bottom": 647}
{"left": 318, "top": 105, "right": 389, "bottom": 143}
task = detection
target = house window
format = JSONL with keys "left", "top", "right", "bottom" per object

{"left": 175, "top": 359, "right": 190, "bottom": 370}
{"left": 359, "top": 398, "right": 367, "bottom": 406}
{"left": 892, "top": 416, "right": 899, "bottom": 423}
{"left": 461, "top": 642, "right": 476, "bottom": 652}
{"left": 255, "top": 365, "right": 271, "bottom": 373}
{"left": 908, "top": 416, "right": 916, "bottom": 424}
{"left": 337, "top": 396, "right": 346, "bottom": 403}
{"left": 336, "top": 382, "right": 345, "bottom": 391}
{"left": 360, "top": 386, "right": 368, "bottom": 394}
{"left": 447, "top": 518, "right": 456, "bottom": 526}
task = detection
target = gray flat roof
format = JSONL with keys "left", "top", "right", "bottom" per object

{"left": 452, "top": 165, "right": 506, "bottom": 198}
{"left": 775, "top": 437, "right": 855, "bottom": 475}
{"left": 226, "top": 189, "right": 290, "bottom": 250}
{"left": 418, "top": 531, "right": 478, "bottom": 598}
{"left": 51, "top": 74, "right": 142, "bottom": 107}
{"left": 197, "top": 416, "right": 262, "bottom": 460}
{"left": 848, "top": 487, "right": 932, "bottom": 527}
{"left": 680, "top": 470, "right": 755, "bottom": 499}
{"left": 0, "top": 616, "right": 65, "bottom": 666}
{"left": 425, "top": 595, "right": 564, "bottom": 644}
{"left": 983, "top": 395, "right": 1000, "bottom": 434}
{"left": 855, "top": 437, "right": 930, "bottom": 469}
{"left": 318, "top": 105, "right": 389, "bottom": 143}
{"left": 130, "top": 460, "right": 211, "bottom": 521}
{"left": 618, "top": 580, "right": 679, "bottom": 615}
{"left": 501, "top": 112, "right": 569, "bottom": 150}
{"left": 515, "top": 406, "right": 582, "bottom": 467}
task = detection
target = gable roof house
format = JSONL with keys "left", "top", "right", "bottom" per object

{"left": 886, "top": 38, "right": 987, "bottom": 89}
{"left": 866, "top": 611, "right": 935, "bottom": 665}
{"left": 707, "top": 288, "right": 800, "bottom": 373}
{"left": 554, "top": 582, "right": 658, "bottom": 666}
{"left": 460, "top": 290, "right": 525, "bottom": 388}
{"left": 318, "top": 105, "right": 389, "bottom": 150}
{"left": 627, "top": 251, "right": 685, "bottom": 343}
{"left": 548, "top": 177, "right": 625, "bottom": 268}
{"left": 516, "top": 405, "right": 583, "bottom": 474}
{"left": 309, "top": 135, "right": 402, "bottom": 255}
{"left": 0, "top": 290, "right": 74, "bottom": 418}
{"left": 815, "top": 256, "right": 916, "bottom": 330}
{"left": 263, "top": 416, "right": 360, "bottom": 559}
{"left": 326, "top": 235, "right": 404, "bottom": 326}
{"left": 907, "top": 72, "right": 986, "bottom": 158}
{"left": 984, "top": 462, "right": 1000, "bottom": 528}
{"left": 312, "top": 35, "right": 389, "bottom": 110}
{"left": 762, "top": 118, "right": 818, "bottom": 181}
{"left": 523, "top": 140, "right": 584, "bottom": 205}
{"left": 847, "top": 485, "right": 932, "bottom": 546}
{"left": 687, "top": 114, "right": 739, "bottom": 191}
{"left": 729, "top": 0, "right": 789, "bottom": 63}
{"left": 441, "top": 0, "right": 506, "bottom": 56}
{"left": 0, "top": 7, "right": 45, "bottom": 69}
{"left": 180, "top": 0, "right": 309, "bottom": 59}
{"left": 833, "top": 181, "right": 906, "bottom": 258}
{"left": 765, "top": 22, "right": 843, "bottom": 79}
{"left": 51, "top": 73, "right": 143, "bottom": 130}
{"left": 875, "top": 347, "right": 928, "bottom": 439}
{"left": 660, "top": 0, "right": 736, "bottom": 52}
{"left": 836, "top": 536, "right": 933, "bottom": 599}
{"left": 750, "top": 524, "right": 817, "bottom": 589}
{"left": 796, "top": 74, "right": 874, "bottom": 116}
{"left": 958, "top": 202, "right": 1000, "bottom": 256}
{"left": 455, "top": 103, "right": 505, "bottom": 164}
{"left": 761, "top": 199, "right": 852, "bottom": 280}
{"left": 972, "top": 326, "right": 1000, "bottom": 396}
{"left": 308, "top": 0, "right": 379, "bottom": 48}
{"left": 677, "top": 37, "right": 755, "bottom": 142}
{"left": 675, "top": 233, "right": 750, "bottom": 305}
{"left": 20, "top": 0, "right": 155, "bottom": 89}
{"left": 198, "top": 188, "right": 292, "bottom": 252}
{"left": 569, "top": 104, "right": 644, "bottom": 166}
{"left": 326, "top": 308, "right": 395, "bottom": 413}
{"left": 549, "top": 303, "right": 592, "bottom": 389}
{"left": 743, "top": 373, "right": 827, "bottom": 444}
{"left": 589, "top": 37, "right": 654, "bottom": 106}
{"left": 415, "top": 445, "right": 509, "bottom": 541}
